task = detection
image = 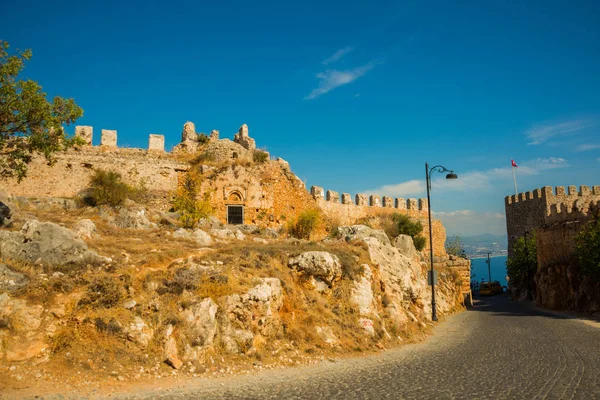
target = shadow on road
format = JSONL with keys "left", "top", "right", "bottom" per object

{"left": 468, "top": 292, "right": 600, "bottom": 324}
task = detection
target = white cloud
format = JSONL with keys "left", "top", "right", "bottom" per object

{"left": 575, "top": 143, "right": 600, "bottom": 152}
{"left": 304, "top": 61, "right": 379, "bottom": 100}
{"left": 322, "top": 46, "right": 354, "bottom": 65}
{"left": 361, "top": 157, "right": 569, "bottom": 196}
{"left": 525, "top": 118, "right": 596, "bottom": 145}
{"left": 362, "top": 180, "right": 424, "bottom": 197}
{"left": 433, "top": 209, "right": 507, "bottom": 236}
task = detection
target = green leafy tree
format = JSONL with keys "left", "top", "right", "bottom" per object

{"left": 0, "top": 40, "right": 83, "bottom": 181}
{"left": 446, "top": 235, "right": 467, "bottom": 258}
{"left": 575, "top": 215, "right": 600, "bottom": 275}
{"left": 506, "top": 231, "right": 537, "bottom": 288}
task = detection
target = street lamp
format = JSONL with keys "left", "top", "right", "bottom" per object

{"left": 425, "top": 162, "right": 458, "bottom": 322}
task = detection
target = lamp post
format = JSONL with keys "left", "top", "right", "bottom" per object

{"left": 425, "top": 162, "right": 458, "bottom": 322}
{"left": 486, "top": 252, "right": 491, "bottom": 283}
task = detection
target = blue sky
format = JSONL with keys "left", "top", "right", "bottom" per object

{"left": 2, "top": 0, "right": 599, "bottom": 236}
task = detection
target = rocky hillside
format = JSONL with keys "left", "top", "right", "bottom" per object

{"left": 0, "top": 195, "right": 466, "bottom": 396}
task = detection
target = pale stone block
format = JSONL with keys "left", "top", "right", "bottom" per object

{"left": 341, "top": 193, "right": 352, "bottom": 205}
{"left": 580, "top": 185, "right": 591, "bottom": 196}
{"left": 395, "top": 198, "right": 406, "bottom": 209}
{"left": 101, "top": 129, "right": 117, "bottom": 147}
{"left": 148, "top": 134, "right": 165, "bottom": 151}
{"left": 75, "top": 126, "right": 93, "bottom": 145}
{"left": 369, "top": 195, "right": 381, "bottom": 207}
{"left": 419, "top": 198, "right": 429, "bottom": 211}
{"left": 326, "top": 190, "right": 340, "bottom": 203}
{"left": 355, "top": 194, "right": 368, "bottom": 206}
{"left": 382, "top": 196, "right": 393, "bottom": 208}
{"left": 407, "top": 198, "right": 418, "bottom": 209}
{"left": 311, "top": 186, "right": 324, "bottom": 200}
{"left": 182, "top": 122, "right": 196, "bottom": 142}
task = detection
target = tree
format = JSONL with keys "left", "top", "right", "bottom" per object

{"left": 506, "top": 231, "right": 537, "bottom": 288}
{"left": 575, "top": 214, "right": 600, "bottom": 275}
{"left": 0, "top": 40, "right": 83, "bottom": 181}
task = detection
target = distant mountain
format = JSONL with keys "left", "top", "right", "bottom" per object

{"left": 448, "top": 234, "right": 507, "bottom": 259}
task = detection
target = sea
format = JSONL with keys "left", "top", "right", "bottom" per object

{"left": 469, "top": 255, "right": 508, "bottom": 287}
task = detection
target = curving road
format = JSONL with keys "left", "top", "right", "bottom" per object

{"left": 117, "top": 294, "right": 600, "bottom": 399}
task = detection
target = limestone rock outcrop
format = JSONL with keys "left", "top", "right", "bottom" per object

{"left": 337, "top": 225, "right": 391, "bottom": 246}
{"left": 101, "top": 206, "right": 157, "bottom": 230}
{"left": 181, "top": 297, "right": 218, "bottom": 349}
{"left": 288, "top": 251, "right": 342, "bottom": 288}
{"left": 72, "top": 219, "right": 98, "bottom": 240}
{"left": 0, "top": 264, "right": 29, "bottom": 293}
{"left": 393, "top": 234, "right": 418, "bottom": 260}
{"left": 173, "top": 228, "right": 213, "bottom": 246}
{"left": 219, "top": 278, "right": 283, "bottom": 354}
{"left": 0, "top": 220, "right": 110, "bottom": 267}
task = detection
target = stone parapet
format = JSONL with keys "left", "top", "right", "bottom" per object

{"left": 75, "top": 126, "right": 93, "bottom": 145}
{"left": 101, "top": 129, "right": 117, "bottom": 147}
{"left": 505, "top": 185, "right": 600, "bottom": 257}
{"left": 148, "top": 134, "right": 165, "bottom": 151}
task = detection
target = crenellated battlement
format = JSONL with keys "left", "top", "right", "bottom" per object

{"left": 545, "top": 200, "right": 600, "bottom": 225}
{"left": 505, "top": 185, "right": 600, "bottom": 257}
{"left": 310, "top": 186, "right": 428, "bottom": 211}
{"left": 505, "top": 185, "right": 600, "bottom": 206}
{"left": 75, "top": 125, "right": 167, "bottom": 152}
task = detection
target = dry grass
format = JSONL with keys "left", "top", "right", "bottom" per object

{"left": 2, "top": 202, "right": 444, "bottom": 390}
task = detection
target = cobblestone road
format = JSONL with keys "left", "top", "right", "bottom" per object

{"left": 118, "top": 295, "right": 600, "bottom": 399}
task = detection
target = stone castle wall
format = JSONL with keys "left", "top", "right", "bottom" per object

{"left": 505, "top": 185, "right": 600, "bottom": 256}
{"left": 310, "top": 186, "right": 447, "bottom": 257}
{"left": 3, "top": 122, "right": 454, "bottom": 254}
{"left": 505, "top": 184, "right": 600, "bottom": 313}
{"left": 534, "top": 206, "right": 600, "bottom": 313}
{"left": 310, "top": 185, "right": 429, "bottom": 222}
{"left": 2, "top": 146, "right": 189, "bottom": 209}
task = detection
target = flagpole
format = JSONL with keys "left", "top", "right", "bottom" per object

{"left": 512, "top": 163, "right": 518, "bottom": 196}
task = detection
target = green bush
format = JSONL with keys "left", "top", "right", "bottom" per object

{"left": 288, "top": 209, "right": 320, "bottom": 239}
{"left": 172, "top": 173, "right": 214, "bottom": 228}
{"left": 575, "top": 215, "right": 600, "bottom": 275}
{"left": 413, "top": 236, "right": 427, "bottom": 251}
{"left": 83, "top": 169, "right": 139, "bottom": 207}
{"left": 253, "top": 149, "right": 269, "bottom": 163}
{"left": 383, "top": 213, "right": 426, "bottom": 251}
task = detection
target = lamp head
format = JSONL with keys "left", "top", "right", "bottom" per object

{"left": 445, "top": 172, "right": 458, "bottom": 180}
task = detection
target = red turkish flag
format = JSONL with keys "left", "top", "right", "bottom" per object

{"left": 511, "top": 159, "right": 518, "bottom": 168}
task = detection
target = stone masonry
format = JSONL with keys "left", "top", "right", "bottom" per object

{"left": 101, "top": 129, "right": 117, "bottom": 147}
{"left": 75, "top": 126, "right": 93, "bottom": 145}
{"left": 504, "top": 185, "right": 600, "bottom": 257}
{"left": 148, "top": 134, "right": 165, "bottom": 151}
{"left": 233, "top": 124, "right": 256, "bottom": 152}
